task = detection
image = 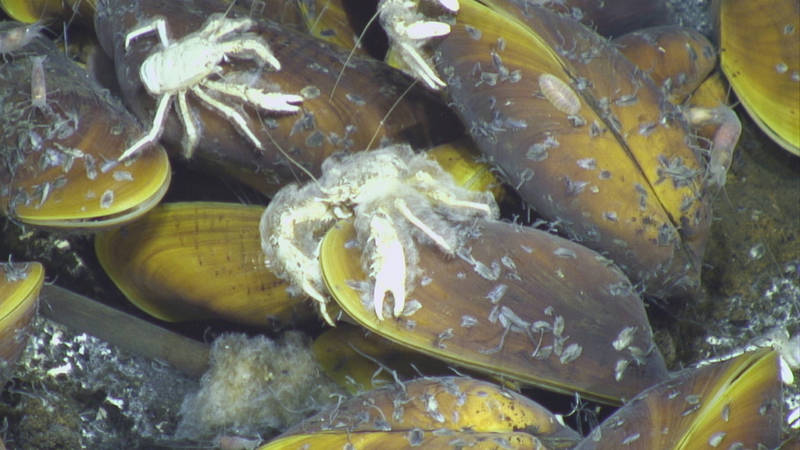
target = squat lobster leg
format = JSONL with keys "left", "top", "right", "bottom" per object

{"left": 125, "top": 16, "right": 169, "bottom": 50}
{"left": 118, "top": 94, "right": 173, "bottom": 161}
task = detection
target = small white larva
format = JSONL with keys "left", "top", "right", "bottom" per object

{"left": 538, "top": 73, "right": 581, "bottom": 115}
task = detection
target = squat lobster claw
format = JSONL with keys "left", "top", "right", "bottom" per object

{"left": 118, "top": 13, "right": 304, "bottom": 161}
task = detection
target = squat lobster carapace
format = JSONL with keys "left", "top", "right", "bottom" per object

{"left": 119, "top": 13, "right": 304, "bottom": 161}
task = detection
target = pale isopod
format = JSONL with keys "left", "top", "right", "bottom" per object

{"left": 538, "top": 73, "right": 581, "bottom": 115}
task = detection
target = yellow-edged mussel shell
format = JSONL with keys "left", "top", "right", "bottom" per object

{"left": 264, "top": 376, "right": 580, "bottom": 448}
{"left": 0, "top": 0, "right": 95, "bottom": 23}
{"left": 95, "top": 202, "right": 311, "bottom": 326}
{"left": 0, "top": 261, "right": 43, "bottom": 367}
{"left": 717, "top": 0, "right": 800, "bottom": 155}
{"left": 0, "top": 29, "right": 171, "bottom": 229}
{"left": 574, "top": 349, "right": 784, "bottom": 449}
{"left": 321, "top": 220, "right": 668, "bottom": 404}
{"left": 426, "top": 138, "right": 505, "bottom": 202}
{"left": 296, "top": 0, "right": 366, "bottom": 54}
{"left": 261, "top": 430, "right": 545, "bottom": 449}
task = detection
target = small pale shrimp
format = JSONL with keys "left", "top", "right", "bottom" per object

{"left": 686, "top": 105, "right": 741, "bottom": 188}
{"left": 0, "top": 21, "right": 46, "bottom": 54}
{"left": 30, "top": 55, "right": 48, "bottom": 111}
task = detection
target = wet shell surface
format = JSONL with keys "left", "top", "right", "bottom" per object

{"left": 263, "top": 375, "right": 580, "bottom": 449}
{"left": 0, "top": 26, "right": 171, "bottom": 228}
{"left": 432, "top": 1, "right": 714, "bottom": 296}
{"left": 321, "top": 219, "right": 668, "bottom": 404}
{"left": 613, "top": 25, "right": 717, "bottom": 103}
{"left": 313, "top": 324, "right": 460, "bottom": 393}
{"left": 95, "top": 202, "right": 311, "bottom": 326}
{"left": 718, "top": 0, "right": 800, "bottom": 155}
{"left": 0, "top": 261, "right": 43, "bottom": 369}
{"left": 573, "top": 349, "right": 784, "bottom": 449}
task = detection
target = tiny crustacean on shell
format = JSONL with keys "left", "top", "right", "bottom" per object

{"left": 259, "top": 144, "right": 498, "bottom": 325}
{"left": 118, "top": 12, "right": 304, "bottom": 161}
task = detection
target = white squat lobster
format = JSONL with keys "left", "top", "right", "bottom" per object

{"left": 259, "top": 145, "right": 498, "bottom": 326}
{"left": 118, "top": 13, "right": 304, "bottom": 161}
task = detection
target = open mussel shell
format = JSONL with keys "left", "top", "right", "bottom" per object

{"left": 95, "top": 202, "right": 311, "bottom": 326}
{"left": 0, "top": 29, "right": 170, "bottom": 228}
{"left": 95, "top": 0, "right": 462, "bottom": 196}
{"left": 0, "top": 261, "right": 43, "bottom": 370}
{"left": 433, "top": 1, "right": 711, "bottom": 297}
{"left": 575, "top": 349, "right": 784, "bottom": 449}
{"left": 717, "top": 0, "right": 799, "bottom": 156}
{"left": 264, "top": 376, "right": 580, "bottom": 449}
{"left": 0, "top": 0, "right": 94, "bottom": 23}
{"left": 613, "top": 26, "right": 717, "bottom": 104}
{"left": 321, "top": 219, "right": 668, "bottom": 404}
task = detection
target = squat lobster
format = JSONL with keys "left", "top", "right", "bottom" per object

{"left": 119, "top": 13, "right": 304, "bottom": 161}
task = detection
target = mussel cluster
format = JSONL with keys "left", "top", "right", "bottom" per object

{"left": 1, "top": 0, "right": 797, "bottom": 448}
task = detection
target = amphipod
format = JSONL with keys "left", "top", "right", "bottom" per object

{"left": 538, "top": 73, "right": 581, "bottom": 115}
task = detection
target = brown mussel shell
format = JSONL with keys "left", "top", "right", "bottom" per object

{"left": 262, "top": 430, "right": 546, "bottom": 449}
{"left": 613, "top": 25, "right": 717, "bottom": 104}
{"left": 268, "top": 375, "right": 581, "bottom": 448}
{"left": 95, "top": 202, "right": 311, "bottom": 326}
{"left": 574, "top": 349, "right": 784, "bottom": 449}
{"left": 94, "top": 0, "right": 463, "bottom": 195}
{"left": 313, "top": 324, "right": 460, "bottom": 394}
{"left": 0, "top": 26, "right": 171, "bottom": 228}
{"left": 494, "top": 0, "right": 671, "bottom": 38}
{"left": 321, "top": 219, "right": 668, "bottom": 404}
{"left": 0, "top": 261, "right": 43, "bottom": 369}
{"left": 433, "top": 1, "right": 712, "bottom": 297}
